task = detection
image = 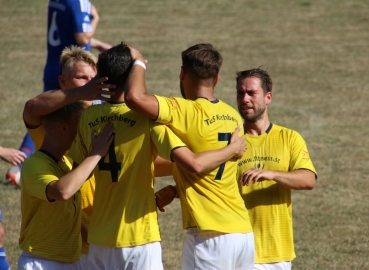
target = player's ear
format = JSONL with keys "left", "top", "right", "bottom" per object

{"left": 58, "top": 75, "right": 66, "bottom": 89}
{"left": 265, "top": 91, "right": 272, "bottom": 105}
{"left": 213, "top": 74, "right": 220, "bottom": 87}
{"left": 59, "top": 122, "right": 68, "bottom": 134}
{"left": 180, "top": 66, "right": 186, "bottom": 81}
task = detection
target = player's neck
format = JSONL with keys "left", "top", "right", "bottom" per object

{"left": 110, "top": 87, "right": 125, "bottom": 103}
{"left": 244, "top": 115, "right": 270, "bottom": 136}
{"left": 189, "top": 87, "right": 216, "bottom": 101}
{"left": 40, "top": 138, "right": 67, "bottom": 162}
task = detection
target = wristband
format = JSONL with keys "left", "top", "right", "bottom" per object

{"left": 133, "top": 59, "right": 146, "bottom": 70}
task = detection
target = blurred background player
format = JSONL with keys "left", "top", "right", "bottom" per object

{"left": 6, "top": 0, "right": 112, "bottom": 185}
{"left": 69, "top": 42, "right": 246, "bottom": 270}
{"left": 125, "top": 44, "right": 254, "bottom": 270}
{"left": 236, "top": 68, "right": 317, "bottom": 270}
{"left": 0, "top": 208, "right": 9, "bottom": 270}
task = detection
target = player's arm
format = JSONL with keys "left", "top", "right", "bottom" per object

{"left": 74, "top": 4, "right": 99, "bottom": 46}
{"left": 23, "top": 77, "right": 115, "bottom": 128}
{"left": 171, "top": 126, "right": 246, "bottom": 174}
{"left": 0, "top": 146, "right": 26, "bottom": 165}
{"left": 154, "top": 156, "right": 173, "bottom": 177}
{"left": 90, "top": 38, "right": 112, "bottom": 52}
{"left": 46, "top": 123, "right": 114, "bottom": 201}
{"left": 125, "top": 47, "right": 159, "bottom": 120}
{"left": 239, "top": 168, "right": 316, "bottom": 190}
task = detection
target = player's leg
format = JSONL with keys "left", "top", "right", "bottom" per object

{"left": 182, "top": 228, "right": 254, "bottom": 270}
{"left": 18, "top": 252, "right": 83, "bottom": 270}
{"left": 253, "top": 261, "right": 292, "bottom": 270}
{"left": 88, "top": 242, "right": 163, "bottom": 270}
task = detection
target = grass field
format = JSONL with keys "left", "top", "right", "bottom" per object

{"left": 1, "top": 0, "right": 369, "bottom": 269}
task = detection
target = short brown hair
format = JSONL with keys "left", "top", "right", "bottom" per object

{"left": 59, "top": 46, "right": 97, "bottom": 75}
{"left": 236, "top": 68, "right": 273, "bottom": 93}
{"left": 181, "top": 43, "right": 222, "bottom": 79}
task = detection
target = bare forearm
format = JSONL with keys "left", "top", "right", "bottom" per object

{"left": 272, "top": 169, "right": 316, "bottom": 190}
{"left": 172, "top": 144, "right": 239, "bottom": 174}
{"left": 154, "top": 156, "right": 173, "bottom": 177}
{"left": 23, "top": 89, "right": 83, "bottom": 127}
{"left": 47, "top": 155, "right": 101, "bottom": 201}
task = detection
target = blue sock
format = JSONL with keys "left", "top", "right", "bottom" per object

{"left": 18, "top": 133, "right": 35, "bottom": 169}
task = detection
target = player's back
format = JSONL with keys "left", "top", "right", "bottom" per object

{"left": 155, "top": 96, "right": 252, "bottom": 233}
{"left": 69, "top": 102, "right": 161, "bottom": 248}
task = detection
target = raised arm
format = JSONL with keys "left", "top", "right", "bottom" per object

{"left": 46, "top": 123, "right": 114, "bottom": 201}
{"left": 23, "top": 77, "right": 115, "bottom": 128}
{"left": 125, "top": 47, "right": 159, "bottom": 120}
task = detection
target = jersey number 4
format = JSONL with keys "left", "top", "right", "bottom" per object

{"left": 98, "top": 135, "right": 121, "bottom": 182}
{"left": 214, "top": 132, "right": 231, "bottom": 180}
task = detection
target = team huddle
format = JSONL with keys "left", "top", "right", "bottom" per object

{"left": 17, "top": 42, "right": 317, "bottom": 270}
{"left": 12, "top": 1, "right": 317, "bottom": 270}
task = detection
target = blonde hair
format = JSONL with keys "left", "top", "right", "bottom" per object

{"left": 59, "top": 45, "right": 97, "bottom": 75}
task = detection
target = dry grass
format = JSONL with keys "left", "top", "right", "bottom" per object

{"left": 1, "top": 0, "right": 369, "bottom": 269}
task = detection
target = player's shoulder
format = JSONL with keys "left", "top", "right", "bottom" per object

{"left": 270, "top": 124, "right": 304, "bottom": 140}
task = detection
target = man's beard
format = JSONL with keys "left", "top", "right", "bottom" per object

{"left": 240, "top": 105, "right": 266, "bottom": 123}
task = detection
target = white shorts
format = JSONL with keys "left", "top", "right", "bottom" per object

{"left": 182, "top": 228, "right": 254, "bottom": 270}
{"left": 253, "top": 261, "right": 291, "bottom": 270}
{"left": 87, "top": 242, "right": 163, "bottom": 270}
{"left": 18, "top": 252, "right": 83, "bottom": 270}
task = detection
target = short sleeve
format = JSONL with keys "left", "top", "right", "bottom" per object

{"left": 289, "top": 131, "right": 317, "bottom": 175}
{"left": 71, "top": 0, "right": 92, "bottom": 33}
{"left": 149, "top": 122, "right": 186, "bottom": 161}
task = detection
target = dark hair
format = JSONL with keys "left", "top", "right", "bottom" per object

{"left": 42, "top": 101, "right": 84, "bottom": 129}
{"left": 97, "top": 42, "right": 133, "bottom": 88}
{"left": 236, "top": 68, "right": 273, "bottom": 93}
{"left": 181, "top": 43, "right": 222, "bottom": 79}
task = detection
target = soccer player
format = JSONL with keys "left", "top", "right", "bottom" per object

{"left": 236, "top": 68, "right": 317, "bottom": 270}
{"left": 125, "top": 44, "right": 255, "bottom": 270}
{"left": 6, "top": 0, "right": 112, "bottom": 184}
{"left": 18, "top": 100, "right": 114, "bottom": 269}
{"left": 68, "top": 42, "right": 246, "bottom": 270}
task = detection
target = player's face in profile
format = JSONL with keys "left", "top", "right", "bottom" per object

{"left": 180, "top": 81, "right": 186, "bottom": 99}
{"left": 237, "top": 76, "right": 270, "bottom": 122}
{"left": 65, "top": 61, "right": 97, "bottom": 88}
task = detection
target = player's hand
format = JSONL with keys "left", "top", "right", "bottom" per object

{"left": 0, "top": 147, "right": 27, "bottom": 165}
{"left": 128, "top": 47, "right": 147, "bottom": 64}
{"left": 229, "top": 126, "right": 246, "bottom": 159}
{"left": 80, "top": 76, "right": 116, "bottom": 102}
{"left": 90, "top": 123, "right": 114, "bottom": 158}
{"left": 155, "top": 185, "right": 177, "bottom": 212}
{"left": 239, "top": 168, "right": 275, "bottom": 186}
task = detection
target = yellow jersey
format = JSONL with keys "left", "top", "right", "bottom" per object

{"left": 19, "top": 150, "right": 82, "bottom": 263}
{"left": 155, "top": 96, "right": 252, "bottom": 233}
{"left": 69, "top": 102, "right": 185, "bottom": 247}
{"left": 26, "top": 124, "right": 94, "bottom": 255}
{"left": 237, "top": 123, "right": 317, "bottom": 263}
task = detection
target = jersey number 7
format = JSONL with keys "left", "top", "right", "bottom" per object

{"left": 214, "top": 132, "right": 231, "bottom": 180}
